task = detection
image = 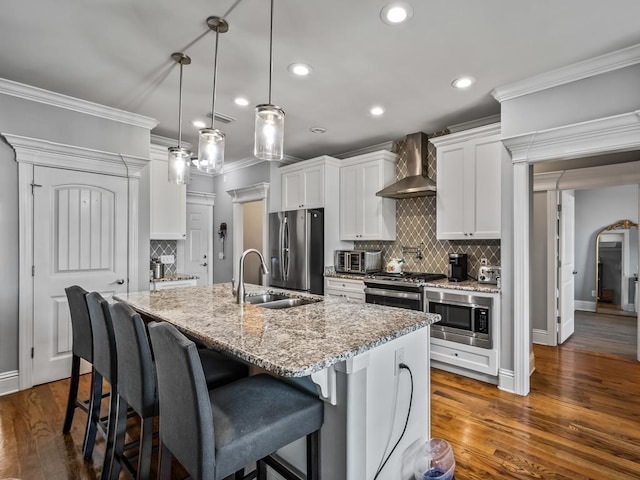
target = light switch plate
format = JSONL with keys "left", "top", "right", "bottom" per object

{"left": 160, "top": 255, "right": 175, "bottom": 264}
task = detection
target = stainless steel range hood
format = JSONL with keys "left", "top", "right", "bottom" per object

{"left": 376, "top": 131, "right": 436, "bottom": 199}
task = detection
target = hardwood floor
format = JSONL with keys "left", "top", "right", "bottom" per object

{"left": 2, "top": 336, "right": 639, "bottom": 479}
{"left": 562, "top": 310, "right": 637, "bottom": 360}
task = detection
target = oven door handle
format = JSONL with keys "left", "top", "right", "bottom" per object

{"left": 364, "top": 287, "right": 422, "bottom": 301}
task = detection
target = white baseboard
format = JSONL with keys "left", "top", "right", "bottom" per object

{"left": 623, "top": 303, "right": 636, "bottom": 313}
{"left": 0, "top": 370, "right": 19, "bottom": 396}
{"left": 575, "top": 300, "right": 596, "bottom": 312}
{"left": 532, "top": 328, "right": 551, "bottom": 345}
{"left": 498, "top": 368, "right": 515, "bottom": 393}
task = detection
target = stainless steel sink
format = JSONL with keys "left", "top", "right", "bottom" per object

{"left": 244, "top": 293, "right": 290, "bottom": 305}
{"left": 257, "top": 297, "right": 321, "bottom": 309}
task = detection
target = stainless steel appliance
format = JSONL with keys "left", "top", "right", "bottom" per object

{"left": 269, "top": 208, "right": 324, "bottom": 295}
{"left": 335, "top": 250, "right": 382, "bottom": 274}
{"left": 364, "top": 272, "right": 446, "bottom": 311}
{"left": 448, "top": 253, "right": 467, "bottom": 282}
{"left": 426, "top": 290, "right": 492, "bottom": 349}
{"left": 478, "top": 265, "right": 500, "bottom": 285}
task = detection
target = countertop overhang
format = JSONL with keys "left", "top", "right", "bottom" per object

{"left": 115, "top": 284, "right": 440, "bottom": 378}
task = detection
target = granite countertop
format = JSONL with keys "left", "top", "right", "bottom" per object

{"left": 324, "top": 272, "right": 367, "bottom": 281}
{"left": 422, "top": 278, "right": 500, "bottom": 294}
{"left": 152, "top": 273, "right": 199, "bottom": 282}
{"left": 115, "top": 284, "right": 440, "bottom": 378}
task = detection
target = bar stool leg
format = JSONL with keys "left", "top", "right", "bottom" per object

{"left": 83, "top": 370, "right": 103, "bottom": 459}
{"left": 62, "top": 355, "right": 81, "bottom": 433}
{"left": 158, "top": 441, "right": 172, "bottom": 480}
{"left": 137, "top": 416, "right": 154, "bottom": 480}
{"left": 306, "top": 430, "right": 320, "bottom": 480}
{"left": 257, "top": 459, "right": 267, "bottom": 480}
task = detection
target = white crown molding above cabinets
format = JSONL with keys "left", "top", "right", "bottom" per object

{"left": 491, "top": 43, "right": 640, "bottom": 102}
{"left": 6, "top": 134, "right": 149, "bottom": 177}
{"left": 0, "top": 77, "right": 158, "bottom": 129}
{"left": 502, "top": 111, "right": 640, "bottom": 164}
{"left": 150, "top": 135, "right": 192, "bottom": 152}
{"left": 429, "top": 123, "right": 501, "bottom": 148}
{"left": 334, "top": 140, "right": 394, "bottom": 160}
{"left": 447, "top": 114, "right": 502, "bottom": 133}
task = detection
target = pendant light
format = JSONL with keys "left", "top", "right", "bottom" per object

{"left": 254, "top": 0, "right": 284, "bottom": 161}
{"left": 197, "top": 16, "right": 228, "bottom": 174}
{"left": 168, "top": 52, "right": 191, "bottom": 185}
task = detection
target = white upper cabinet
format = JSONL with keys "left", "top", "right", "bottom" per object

{"left": 281, "top": 163, "right": 324, "bottom": 210}
{"left": 431, "top": 124, "right": 502, "bottom": 240}
{"left": 147, "top": 143, "right": 187, "bottom": 240}
{"left": 339, "top": 151, "right": 396, "bottom": 241}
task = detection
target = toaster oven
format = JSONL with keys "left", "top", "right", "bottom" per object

{"left": 335, "top": 250, "right": 382, "bottom": 274}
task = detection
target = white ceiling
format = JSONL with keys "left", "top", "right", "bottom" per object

{"left": 1, "top": 0, "right": 640, "bottom": 164}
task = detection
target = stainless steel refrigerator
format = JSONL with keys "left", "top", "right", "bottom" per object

{"left": 269, "top": 208, "right": 324, "bottom": 294}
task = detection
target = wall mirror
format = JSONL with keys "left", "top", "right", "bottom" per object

{"left": 595, "top": 219, "right": 638, "bottom": 317}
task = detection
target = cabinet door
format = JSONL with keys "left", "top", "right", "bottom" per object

{"left": 436, "top": 145, "right": 466, "bottom": 239}
{"left": 150, "top": 159, "right": 186, "bottom": 240}
{"left": 340, "top": 164, "right": 361, "bottom": 240}
{"left": 302, "top": 166, "right": 324, "bottom": 209}
{"left": 470, "top": 138, "right": 501, "bottom": 239}
{"left": 282, "top": 171, "right": 303, "bottom": 211}
{"left": 360, "top": 162, "right": 383, "bottom": 239}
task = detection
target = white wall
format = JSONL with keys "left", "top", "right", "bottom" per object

{"left": 531, "top": 191, "right": 549, "bottom": 331}
{"left": 575, "top": 184, "right": 639, "bottom": 302}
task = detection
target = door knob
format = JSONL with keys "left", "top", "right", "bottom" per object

{"left": 572, "top": 270, "right": 578, "bottom": 275}
{"left": 110, "top": 278, "right": 125, "bottom": 285}
{"left": 200, "top": 262, "right": 208, "bottom": 267}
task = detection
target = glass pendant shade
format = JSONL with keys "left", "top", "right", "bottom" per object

{"left": 168, "top": 146, "right": 191, "bottom": 185}
{"left": 254, "top": 104, "right": 285, "bottom": 161}
{"left": 198, "top": 127, "right": 225, "bottom": 173}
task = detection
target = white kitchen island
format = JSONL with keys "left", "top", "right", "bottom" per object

{"left": 115, "top": 284, "right": 440, "bottom": 480}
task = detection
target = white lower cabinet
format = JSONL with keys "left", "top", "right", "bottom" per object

{"left": 430, "top": 338, "right": 498, "bottom": 376}
{"left": 324, "top": 277, "right": 365, "bottom": 303}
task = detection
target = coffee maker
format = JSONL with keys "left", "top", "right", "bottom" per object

{"left": 448, "top": 253, "right": 467, "bottom": 282}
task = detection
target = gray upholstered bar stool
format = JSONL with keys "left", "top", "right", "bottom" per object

{"left": 85, "top": 292, "right": 119, "bottom": 466}
{"left": 148, "top": 321, "right": 324, "bottom": 480}
{"left": 62, "top": 285, "right": 108, "bottom": 457}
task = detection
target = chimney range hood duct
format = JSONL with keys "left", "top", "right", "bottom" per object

{"left": 376, "top": 132, "right": 436, "bottom": 199}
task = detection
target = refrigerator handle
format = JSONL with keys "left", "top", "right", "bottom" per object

{"left": 280, "top": 217, "right": 287, "bottom": 281}
{"left": 284, "top": 218, "right": 290, "bottom": 281}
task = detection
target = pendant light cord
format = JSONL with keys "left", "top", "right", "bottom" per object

{"left": 177, "top": 61, "right": 184, "bottom": 148}
{"left": 268, "top": 0, "right": 274, "bottom": 105}
{"left": 210, "top": 28, "right": 220, "bottom": 129}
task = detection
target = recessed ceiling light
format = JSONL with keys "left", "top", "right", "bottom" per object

{"left": 192, "top": 120, "right": 206, "bottom": 128}
{"left": 234, "top": 97, "right": 250, "bottom": 106}
{"left": 380, "top": 2, "right": 413, "bottom": 25}
{"left": 370, "top": 106, "right": 385, "bottom": 116}
{"left": 288, "top": 63, "right": 313, "bottom": 76}
{"left": 451, "top": 76, "right": 476, "bottom": 89}
{"left": 309, "top": 126, "right": 326, "bottom": 134}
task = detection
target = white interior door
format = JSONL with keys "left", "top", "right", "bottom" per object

{"left": 32, "top": 166, "right": 128, "bottom": 385}
{"left": 558, "top": 190, "right": 576, "bottom": 344}
{"left": 183, "top": 202, "right": 211, "bottom": 286}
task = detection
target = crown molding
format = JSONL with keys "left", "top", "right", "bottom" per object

{"left": 5, "top": 133, "right": 149, "bottom": 177}
{"left": 447, "top": 114, "right": 501, "bottom": 133}
{"left": 186, "top": 191, "right": 216, "bottom": 206}
{"left": 0, "top": 77, "right": 158, "bottom": 130}
{"left": 502, "top": 111, "right": 640, "bottom": 164}
{"left": 227, "top": 182, "right": 270, "bottom": 204}
{"left": 429, "top": 123, "right": 501, "bottom": 148}
{"left": 334, "top": 140, "right": 394, "bottom": 159}
{"left": 492, "top": 43, "right": 640, "bottom": 103}
{"left": 533, "top": 160, "right": 640, "bottom": 192}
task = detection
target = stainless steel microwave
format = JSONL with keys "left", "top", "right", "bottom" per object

{"left": 426, "top": 290, "right": 492, "bottom": 349}
{"left": 335, "top": 250, "right": 382, "bottom": 274}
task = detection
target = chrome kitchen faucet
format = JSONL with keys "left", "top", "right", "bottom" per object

{"left": 235, "top": 248, "right": 269, "bottom": 304}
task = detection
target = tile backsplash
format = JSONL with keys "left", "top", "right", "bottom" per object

{"left": 355, "top": 134, "right": 500, "bottom": 278}
{"left": 150, "top": 240, "right": 177, "bottom": 275}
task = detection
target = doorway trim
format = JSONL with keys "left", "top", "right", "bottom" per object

{"left": 503, "top": 110, "right": 640, "bottom": 395}
{"left": 227, "top": 183, "right": 270, "bottom": 287}
{"left": 181, "top": 191, "right": 216, "bottom": 285}
{"left": 6, "top": 133, "right": 147, "bottom": 390}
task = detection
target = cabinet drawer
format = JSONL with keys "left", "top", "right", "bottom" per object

{"left": 325, "top": 278, "right": 365, "bottom": 294}
{"left": 325, "top": 288, "right": 365, "bottom": 303}
{"left": 152, "top": 279, "right": 197, "bottom": 291}
{"left": 430, "top": 338, "right": 497, "bottom": 375}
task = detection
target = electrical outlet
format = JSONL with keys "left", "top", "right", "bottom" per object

{"left": 160, "top": 255, "right": 175, "bottom": 264}
{"left": 394, "top": 347, "right": 405, "bottom": 376}
{"left": 591, "top": 290, "right": 596, "bottom": 297}
{"left": 218, "top": 252, "right": 225, "bottom": 260}
{"left": 480, "top": 257, "right": 488, "bottom": 266}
